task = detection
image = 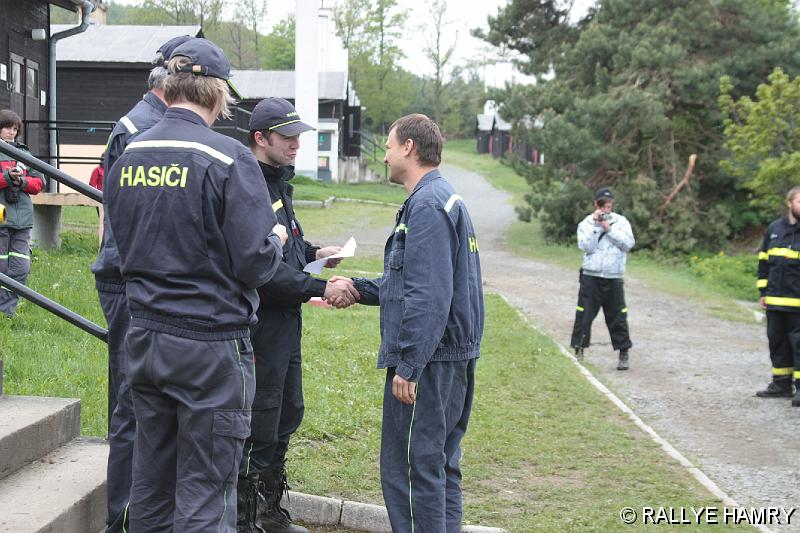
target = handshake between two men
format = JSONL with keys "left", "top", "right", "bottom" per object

{"left": 315, "top": 245, "right": 361, "bottom": 309}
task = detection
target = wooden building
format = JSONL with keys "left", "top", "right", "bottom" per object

{"left": 0, "top": 0, "right": 92, "bottom": 160}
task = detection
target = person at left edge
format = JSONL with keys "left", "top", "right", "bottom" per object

{"left": 105, "top": 38, "right": 286, "bottom": 532}
{"left": 0, "top": 109, "right": 47, "bottom": 317}
{"left": 91, "top": 34, "right": 193, "bottom": 533}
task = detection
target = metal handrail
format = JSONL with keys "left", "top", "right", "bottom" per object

{"left": 0, "top": 142, "right": 107, "bottom": 343}
{"left": 0, "top": 140, "right": 102, "bottom": 202}
{"left": 0, "top": 273, "right": 107, "bottom": 342}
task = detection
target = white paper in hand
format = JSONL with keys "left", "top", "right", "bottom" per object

{"left": 302, "top": 237, "right": 357, "bottom": 274}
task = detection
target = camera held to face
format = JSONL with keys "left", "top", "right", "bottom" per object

{"left": 598, "top": 212, "right": 612, "bottom": 222}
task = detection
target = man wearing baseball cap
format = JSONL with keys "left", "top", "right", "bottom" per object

{"left": 235, "top": 97, "right": 359, "bottom": 533}
{"left": 570, "top": 187, "right": 635, "bottom": 370}
{"left": 92, "top": 33, "right": 192, "bottom": 533}
{"left": 104, "top": 38, "right": 287, "bottom": 532}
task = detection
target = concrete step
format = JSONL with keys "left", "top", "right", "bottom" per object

{"left": 0, "top": 396, "right": 81, "bottom": 480}
{"left": 0, "top": 437, "right": 108, "bottom": 533}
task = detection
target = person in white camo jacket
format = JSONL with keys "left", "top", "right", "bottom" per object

{"left": 570, "top": 187, "right": 635, "bottom": 370}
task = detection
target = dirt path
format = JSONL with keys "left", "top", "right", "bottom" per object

{"left": 438, "top": 163, "right": 799, "bottom": 529}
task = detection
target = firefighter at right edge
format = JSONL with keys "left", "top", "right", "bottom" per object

{"left": 755, "top": 186, "right": 800, "bottom": 406}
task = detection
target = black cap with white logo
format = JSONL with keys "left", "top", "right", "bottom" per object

{"left": 249, "top": 97, "right": 315, "bottom": 136}
{"left": 594, "top": 187, "right": 614, "bottom": 201}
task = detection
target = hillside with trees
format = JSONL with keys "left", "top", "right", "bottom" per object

{"left": 477, "top": 0, "right": 800, "bottom": 253}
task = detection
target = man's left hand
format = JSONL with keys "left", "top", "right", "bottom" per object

{"left": 317, "top": 246, "right": 343, "bottom": 268}
{"left": 600, "top": 220, "right": 610, "bottom": 232}
{"left": 392, "top": 374, "right": 417, "bottom": 404}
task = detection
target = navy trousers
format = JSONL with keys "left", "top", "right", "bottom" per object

{"left": 381, "top": 359, "right": 476, "bottom": 533}
{"left": 97, "top": 285, "right": 134, "bottom": 533}
{"left": 766, "top": 310, "right": 800, "bottom": 386}
{"left": 240, "top": 308, "right": 304, "bottom": 476}
{"left": 126, "top": 327, "right": 255, "bottom": 532}
{"left": 570, "top": 273, "right": 632, "bottom": 351}
{"left": 0, "top": 227, "right": 31, "bottom": 317}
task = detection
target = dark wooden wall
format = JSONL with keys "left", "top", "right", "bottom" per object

{"left": 0, "top": 0, "right": 51, "bottom": 159}
{"left": 56, "top": 64, "right": 151, "bottom": 145}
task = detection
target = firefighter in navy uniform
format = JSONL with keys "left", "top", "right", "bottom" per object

{"left": 236, "top": 97, "right": 359, "bottom": 533}
{"left": 104, "top": 39, "right": 287, "bottom": 531}
{"left": 92, "top": 34, "right": 192, "bottom": 533}
{"left": 755, "top": 186, "right": 800, "bottom": 405}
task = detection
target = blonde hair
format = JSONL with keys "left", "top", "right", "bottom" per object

{"left": 164, "top": 56, "right": 235, "bottom": 120}
{"left": 788, "top": 186, "right": 800, "bottom": 202}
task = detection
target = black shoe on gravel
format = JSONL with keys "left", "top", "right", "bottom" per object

{"left": 617, "top": 350, "right": 629, "bottom": 371}
{"left": 792, "top": 392, "right": 800, "bottom": 407}
{"left": 755, "top": 382, "right": 793, "bottom": 398}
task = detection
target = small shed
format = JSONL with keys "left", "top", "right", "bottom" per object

{"left": 475, "top": 114, "right": 493, "bottom": 154}
{"left": 491, "top": 115, "right": 512, "bottom": 159}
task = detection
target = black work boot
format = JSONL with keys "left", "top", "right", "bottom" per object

{"left": 792, "top": 390, "right": 800, "bottom": 407}
{"left": 617, "top": 350, "right": 629, "bottom": 371}
{"left": 755, "top": 380, "right": 793, "bottom": 398}
{"left": 237, "top": 472, "right": 267, "bottom": 533}
{"left": 258, "top": 464, "right": 308, "bottom": 533}
{"left": 574, "top": 347, "right": 584, "bottom": 362}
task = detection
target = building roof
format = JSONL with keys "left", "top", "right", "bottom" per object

{"left": 230, "top": 70, "right": 348, "bottom": 101}
{"left": 476, "top": 114, "right": 494, "bottom": 132}
{"left": 51, "top": 24, "right": 202, "bottom": 64}
{"left": 495, "top": 115, "right": 512, "bottom": 132}
{"left": 49, "top": 0, "right": 87, "bottom": 11}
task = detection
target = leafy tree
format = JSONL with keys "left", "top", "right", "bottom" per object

{"left": 335, "top": 0, "right": 407, "bottom": 132}
{"left": 480, "top": 0, "right": 800, "bottom": 252}
{"left": 421, "top": 0, "right": 457, "bottom": 126}
{"left": 260, "top": 16, "right": 295, "bottom": 70}
{"left": 720, "top": 68, "right": 800, "bottom": 217}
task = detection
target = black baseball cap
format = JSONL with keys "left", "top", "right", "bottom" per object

{"left": 594, "top": 187, "right": 614, "bottom": 201}
{"left": 153, "top": 35, "right": 194, "bottom": 67}
{"left": 170, "top": 38, "right": 241, "bottom": 98}
{"left": 249, "top": 97, "right": 315, "bottom": 136}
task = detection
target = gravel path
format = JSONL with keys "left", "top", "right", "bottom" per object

{"left": 438, "top": 163, "right": 800, "bottom": 530}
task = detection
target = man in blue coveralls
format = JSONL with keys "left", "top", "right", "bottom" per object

{"left": 104, "top": 38, "right": 287, "bottom": 531}
{"left": 336, "top": 113, "right": 485, "bottom": 533}
{"left": 92, "top": 34, "right": 193, "bottom": 533}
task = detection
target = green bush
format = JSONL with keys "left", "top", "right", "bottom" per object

{"left": 685, "top": 251, "right": 757, "bottom": 301}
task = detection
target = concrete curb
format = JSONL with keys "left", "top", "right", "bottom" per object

{"left": 282, "top": 490, "right": 505, "bottom": 532}
{"left": 495, "top": 293, "right": 777, "bottom": 533}
{"left": 293, "top": 196, "right": 403, "bottom": 209}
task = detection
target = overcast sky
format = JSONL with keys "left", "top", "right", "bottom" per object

{"left": 110, "top": 0, "right": 596, "bottom": 86}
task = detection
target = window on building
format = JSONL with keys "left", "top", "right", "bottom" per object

{"left": 26, "top": 66, "right": 37, "bottom": 99}
{"left": 11, "top": 61, "right": 23, "bottom": 93}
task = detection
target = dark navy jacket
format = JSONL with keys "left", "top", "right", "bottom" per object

{"left": 354, "top": 169, "right": 484, "bottom": 382}
{"left": 92, "top": 91, "right": 168, "bottom": 292}
{"left": 757, "top": 216, "right": 800, "bottom": 312}
{"left": 256, "top": 162, "right": 326, "bottom": 310}
{"left": 105, "top": 107, "right": 283, "bottom": 340}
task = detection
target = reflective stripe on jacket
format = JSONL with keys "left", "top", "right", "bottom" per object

{"left": 757, "top": 216, "right": 800, "bottom": 312}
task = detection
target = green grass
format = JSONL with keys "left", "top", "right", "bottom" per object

{"left": 291, "top": 175, "right": 404, "bottom": 204}
{"left": 443, "top": 139, "right": 530, "bottom": 203}
{"left": 294, "top": 203, "right": 397, "bottom": 241}
{"left": 2, "top": 217, "right": 753, "bottom": 531}
{"left": 1, "top": 230, "right": 107, "bottom": 436}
